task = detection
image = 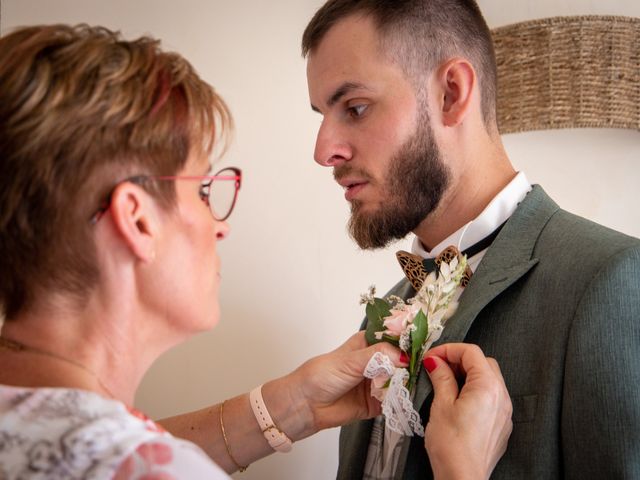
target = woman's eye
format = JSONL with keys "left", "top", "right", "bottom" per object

{"left": 348, "top": 104, "right": 368, "bottom": 118}
{"left": 199, "top": 183, "right": 210, "bottom": 200}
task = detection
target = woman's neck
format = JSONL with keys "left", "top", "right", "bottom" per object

{"left": 0, "top": 302, "right": 148, "bottom": 406}
{"left": 0, "top": 340, "right": 121, "bottom": 401}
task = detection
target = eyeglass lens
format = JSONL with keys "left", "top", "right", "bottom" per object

{"left": 209, "top": 168, "right": 238, "bottom": 220}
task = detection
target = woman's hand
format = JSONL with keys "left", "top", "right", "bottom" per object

{"left": 423, "top": 343, "right": 512, "bottom": 480}
{"left": 262, "top": 331, "right": 406, "bottom": 440}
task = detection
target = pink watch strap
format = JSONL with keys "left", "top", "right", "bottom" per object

{"left": 249, "top": 385, "right": 293, "bottom": 453}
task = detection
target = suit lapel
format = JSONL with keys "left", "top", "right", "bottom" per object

{"left": 402, "top": 185, "right": 558, "bottom": 477}
{"left": 412, "top": 185, "right": 559, "bottom": 410}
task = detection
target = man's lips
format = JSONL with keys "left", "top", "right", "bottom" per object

{"left": 337, "top": 179, "right": 369, "bottom": 201}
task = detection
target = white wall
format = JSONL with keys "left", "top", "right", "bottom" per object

{"left": 2, "top": 1, "right": 639, "bottom": 479}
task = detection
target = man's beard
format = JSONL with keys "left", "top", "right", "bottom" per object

{"left": 345, "top": 122, "right": 450, "bottom": 250}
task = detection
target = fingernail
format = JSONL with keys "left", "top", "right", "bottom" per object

{"left": 399, "top": 352, "right": 409, "bottom": 365}
{"left": 423, "top": 356, "right": 438, "bottom": 373}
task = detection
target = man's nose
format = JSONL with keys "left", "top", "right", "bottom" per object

{"left": 313, "top": 120, "right": 352, "bottom": 167}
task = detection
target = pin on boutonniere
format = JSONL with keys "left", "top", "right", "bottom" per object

{"left": 361, "top": 251, "right": 469, "bottom": 436}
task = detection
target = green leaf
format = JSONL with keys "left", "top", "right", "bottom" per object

{"left": 408, "top": 309, "right": 429, "bottom": 388}
{"left": 365, "top": 298, "right": 392, "bottom": 345}
{"left": 411, "top": 309, "right": 428, "bottom": 359}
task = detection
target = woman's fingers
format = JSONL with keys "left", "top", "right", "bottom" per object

{"left": 427, "top": 342, "right": 493, "bottom": 378}
{"left": 423, "top": 343, "right": 513, "bottom": 480}
{"left": 333, "top": 331, "right": 368, "bottom": 353}
{"left": 423, "top": 356, "right": 459, "bottom": 405}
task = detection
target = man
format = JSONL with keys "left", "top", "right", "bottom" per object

{"left": 302, "top": 1, "right": 640, "bottom": 479}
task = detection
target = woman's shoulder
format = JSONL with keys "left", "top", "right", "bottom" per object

{"left": 0, "top": 384, "right": 228, "bottom": 479}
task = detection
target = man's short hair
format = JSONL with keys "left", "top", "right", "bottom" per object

{"left": 0, "top": 24, "right": 231, "bottom": 319}
{"left": 302, "top": 0, "right": 498, "bottom": 127}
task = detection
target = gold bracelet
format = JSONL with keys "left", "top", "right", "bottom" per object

{"left": 219, "top": 400, "right": 249, "bottom": 472}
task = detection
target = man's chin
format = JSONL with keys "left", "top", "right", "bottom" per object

{"left": 348, "top": 213, "right": 409, "bottom": 250}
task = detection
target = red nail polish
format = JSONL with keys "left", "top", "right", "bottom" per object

{"left": 423, "top": 356, "right": 438, "bottom": 373}
{"left": 399, "top": 352, "right": 409, "bottom": 364}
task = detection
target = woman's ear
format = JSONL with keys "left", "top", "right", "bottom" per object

{"left": 436, "top": 57, "right": 476, "bottom": 127}
{"left": 108, "top": 182, "right": 159, "bottom": 263}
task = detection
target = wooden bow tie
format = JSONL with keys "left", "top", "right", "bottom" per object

{"left": 396, "top": 246, "right": 473, "bottom": 292}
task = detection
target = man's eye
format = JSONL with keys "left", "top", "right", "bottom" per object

{"left": 348, "top": 104, "right": 368, "bottom": 118}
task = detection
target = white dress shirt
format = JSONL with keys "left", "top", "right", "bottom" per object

{"left": 411, "top": 172, "right": 532, "bottom": 272}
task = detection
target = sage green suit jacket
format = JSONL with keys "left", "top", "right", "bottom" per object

{"left": 337, "top": 186, "right": 640, "bottom": 479}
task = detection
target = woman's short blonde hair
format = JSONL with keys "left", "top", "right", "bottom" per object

{"left": 0, "top": 24, "right": 232, "bottom": 319}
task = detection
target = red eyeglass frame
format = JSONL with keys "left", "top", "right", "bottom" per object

{"left": 90, "top": 167, "right": 242, "bottom": 224}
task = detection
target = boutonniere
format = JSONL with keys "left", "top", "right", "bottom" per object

{"left": 361, "top": 251, "right": 469, "bottom": 436}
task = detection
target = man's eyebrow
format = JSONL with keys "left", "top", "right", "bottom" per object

{"left": 310, "top": 82, "right": 370, "bottom": 113}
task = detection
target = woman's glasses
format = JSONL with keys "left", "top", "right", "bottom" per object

{"left": 91, "top": 167, "right": 242, "bottom": 224}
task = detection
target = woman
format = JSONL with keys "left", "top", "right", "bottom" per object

{"left": 0, "top": 24, "right": 511, "bottom": 479}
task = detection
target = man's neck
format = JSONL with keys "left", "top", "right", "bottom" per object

{"left": 414, "top": 165, "right": 517, "bottom": 251}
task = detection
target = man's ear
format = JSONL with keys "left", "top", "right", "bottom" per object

{"left": 435, "top": 57, "right": 476, "bottom": 127}
{"left": 108, "top": 182, "right": 159, "bottom": 263}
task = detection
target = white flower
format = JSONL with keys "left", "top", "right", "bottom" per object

{"left": 442, "top": 300, "right": 459, "bottom": 322}
{"left": 442, "top": 280, "right": 458, "bottom": 295}
{"left": 429, "top": 307, "right": 447, "bottom": 326}
{"left": 360, "top": 285, "right": 377, "bottom": 305}
{"left": 439, "top": 261, "right": 452, "bottom": 282}
{"left": 424, "top": 324, "right": 444, "bottom": 351}
{"left": 399, "top": 323, "right": 416, "bottom": 352}
{"left": 386, "top": 295, "right": 406, "bottom": 308}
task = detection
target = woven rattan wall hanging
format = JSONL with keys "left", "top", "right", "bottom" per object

{"left": 492, "top": 16, "right": 640, "bottom": 134}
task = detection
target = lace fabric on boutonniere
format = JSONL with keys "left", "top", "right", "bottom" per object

{"left": 361, "top": 247, "right": 470, "bottom": 437}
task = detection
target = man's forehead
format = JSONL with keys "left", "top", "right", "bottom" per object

{"left": 306, "top": 15, "right": 388, "bottom": 102}
{"left": 307, "top": 14, "right": 380, "bottom": 63}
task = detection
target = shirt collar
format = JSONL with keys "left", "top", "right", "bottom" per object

{"left": 411, "top": 172, "right": 532, "bottom": 259}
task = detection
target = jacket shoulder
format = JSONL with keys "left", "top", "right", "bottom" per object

{"left": 540, "top": 208, "right": 640, "bottom": 259}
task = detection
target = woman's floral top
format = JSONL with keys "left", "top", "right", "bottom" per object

{"left": 0, "top": 385, "right": 229, "bottom": 479}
